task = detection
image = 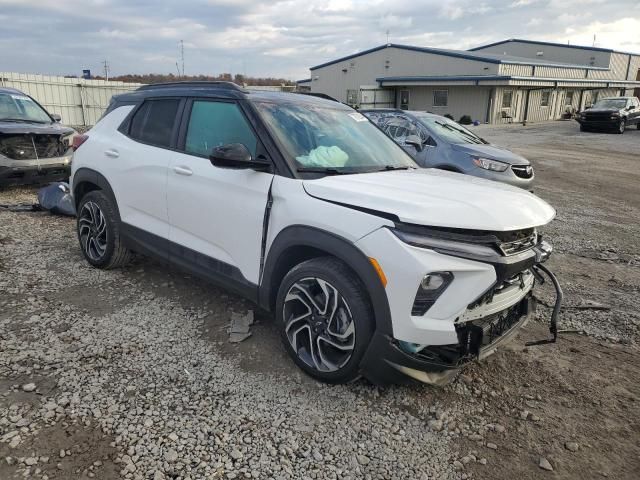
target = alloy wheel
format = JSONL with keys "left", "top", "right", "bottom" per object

{"left": 619, "top": 120, "right": 625, "bottom": 133}
{"left": 78, "top": 201, "right": 108, "bottom": 261}
{"left": 283, "top": 277, "right": 355, "bottom": 372}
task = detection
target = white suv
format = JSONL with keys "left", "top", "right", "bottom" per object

{"left": 71, "top": 82, "right": 561, "bottom": 385}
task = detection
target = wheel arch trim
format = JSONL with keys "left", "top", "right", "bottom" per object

{"left": 259, "top": 225, "right": 393, "bottom": 336}
{"left": 72, "top": 168, "right": 120, "bottom": 219}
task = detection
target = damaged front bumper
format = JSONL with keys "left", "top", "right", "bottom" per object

{"left": 360, "top": 235, "right": 562, "bottom": 386}
{"left": 0, "top": 154, "right": 72, "bottom": 186}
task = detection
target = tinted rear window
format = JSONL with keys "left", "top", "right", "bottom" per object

{"left": 129, "top": 99, "right": 180, "bottom": 148}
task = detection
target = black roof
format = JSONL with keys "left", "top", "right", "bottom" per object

{"left": 113, "top": 82, "right": 349, "bottom": 109}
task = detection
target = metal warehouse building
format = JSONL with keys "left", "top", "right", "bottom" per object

{"left": 301, "top": 39, "right": 640, "bottom": 124}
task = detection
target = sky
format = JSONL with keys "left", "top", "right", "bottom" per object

{"left": 0, "top": 0, "right": 639, "bottom": 81}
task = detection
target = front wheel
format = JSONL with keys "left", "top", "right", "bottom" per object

{"left": 617, "top": 119, "right": 626, "bottom": 134}
{"left": 276, "top": 257, "right": 374, "bottom": 383}
{"left": 76, "top": 190, "right": 131, "bottom": 269}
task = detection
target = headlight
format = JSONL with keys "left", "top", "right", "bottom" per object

{"left": 471, "top": 156, "right": 508, "bottom": 172}
{"left": 610, "top": 113, "right": 620, "bottom": 118}
{"left": 390, "top": 228, "right": 498, "bottom": 258}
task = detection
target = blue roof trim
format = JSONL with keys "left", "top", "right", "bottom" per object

{"left": 376, "top": 75, "right": 640, "bottom": 86}
{"left": 376, "top": 75, "right": 511, "bottom": 82}
{"left": 296, "top": 78, "right": 312, "bottom": 84}
{"left": 469, "top": 38, "right": 639, "bottom": 56}
{"left": 310, "top": 44, "right": 503, "bottom": 70}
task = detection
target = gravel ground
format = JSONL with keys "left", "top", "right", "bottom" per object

{"left": 1, "top": 120, "right": 639, "bottom": 480}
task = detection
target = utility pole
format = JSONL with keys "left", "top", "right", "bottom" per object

{"left": 386, "top": 29, "right": 390, "bottom": 44}
{"left": 179, "top": 40, "right": 185, "bottom": 78}
{"left": 102, "top": 60, "right": 110, "bottom": 80}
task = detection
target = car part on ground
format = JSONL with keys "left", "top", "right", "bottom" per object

{"left": 36, "top": 182, "right": 76, "bottom": 216}
{"left": 576, "top": 96, "right": 640, "bottom": 133}
{"left": 71, "top": 81, "right": 559, "bottom": 385}
{"left": 0, "top": 87, "right": 76, "bottom": 186}
{"left": 362, "top": 109, "right": 534, "bottom": 189}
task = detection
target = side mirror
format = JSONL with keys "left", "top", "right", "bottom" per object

{"left": 405, "top": 134, "right": 424, "bottom": 152}
{"left": 209, "top": 143, "right": 271, "bottom": 171}
{"left": 51, "top": 113, "right": 62, "bottom": 122}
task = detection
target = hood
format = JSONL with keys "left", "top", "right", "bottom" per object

{"left": 451, "top": 143, "right": 530, "bottom": 165}
{"left": 584, "top": 108, "right": 619, "bottom": 114}
{"left": 0, "top": 120, "right": 75, "bottom": 136}
{"left": 303, "top": 169, "right": 555, "bottom": 231}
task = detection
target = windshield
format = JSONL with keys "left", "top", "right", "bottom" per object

{"left": 413, "top": 113, "right": 485, "bottom": 145}
{"left": 254, "top": 102, "right": 416, "bottom": 173}
{"left": 591, "top": 98, "right": 627, "bottom": 109}
{"left": 0, "top": 92, "right": 52, "bottom": 123}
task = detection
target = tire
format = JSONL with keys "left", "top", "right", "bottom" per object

{"left": 276, "top": 257, "right": 374, "bottom": 383}
{"left": 76, "top": 190, "right": 131, "bottom": 269}
{"left": 617, "top": 119, "right": 626, "bottom": 134}
{"left": 636, "top": 123, "right": 640, "bottom": 130}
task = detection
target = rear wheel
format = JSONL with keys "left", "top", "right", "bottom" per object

{"left": 636, "top": 122, "right": 640, "bottom": 130}
{"left": 276, "top": 257, "right": 374, "bottom": 383}
{"left": 579, "top": 125, "right": 588, "bottom": 132}
{"left": 77, "top": 190, "right": 131, "bottom": 269}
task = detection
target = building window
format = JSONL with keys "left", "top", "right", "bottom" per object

{"left": 502, "top": 90, "right": 513, "bottom": 109}
{"left": 433, "top": 90, "right": 448, "bottom": 107}
{"left": 540, "top": 91, "right": 550, "bottom": 107}
{"left": 565, "top": 91, "right": 574, "bottom": 105}
{"left": 400, "top": 90, "right": 410, "bottom": 110}
{"left": 346, "top": 89, "right": 358, "bottom": 106}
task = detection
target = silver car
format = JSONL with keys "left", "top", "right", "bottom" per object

{"left": 362, "top": 109, "right": 534, "bottom": 189}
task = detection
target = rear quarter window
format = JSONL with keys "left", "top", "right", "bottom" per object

{"left": 128, "top": 99, "right": 180, "bottom": 148}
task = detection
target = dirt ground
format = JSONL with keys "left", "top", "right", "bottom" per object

{"left": 1, "top": 120, "right": 639, "bottom": 480}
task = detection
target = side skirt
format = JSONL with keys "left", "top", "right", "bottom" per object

{"left": 120, "top": 223, "right": 258, "bottom": 303}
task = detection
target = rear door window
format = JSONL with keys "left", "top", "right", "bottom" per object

{"left": 184, "top": 100, "right": 257, "bottom": 158}
{"left": 129, "top": 99, "right": 180, "bottom": 148}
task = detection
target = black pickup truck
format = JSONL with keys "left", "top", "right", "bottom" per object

{"left": 577, "top": 96, "right": 640, "bottom": 134}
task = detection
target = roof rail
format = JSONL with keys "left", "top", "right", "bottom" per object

{"left": 137, "top": 81, "right": 247, "bottom": 92}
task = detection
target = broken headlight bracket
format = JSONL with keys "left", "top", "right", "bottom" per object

{"left": 526, "top": 241, "right": 564, "bottom": 346}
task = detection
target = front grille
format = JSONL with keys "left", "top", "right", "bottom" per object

{"left": 0, "top": 134, "right": 69, "bottom": 160}
{"left": 511, "top": 164, "right": 533, "bottom": 179}
{"left": 496, "top": 229, "right": 537, "bottom": 256}
{"left": 585, "top": 112, "right": 615, "bottom": 122}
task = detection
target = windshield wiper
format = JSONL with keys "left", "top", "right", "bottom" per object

{"left": 435, "top": 121, "right": 482, "bottom": 144}
{"left": 1, "top": 118, "right": 47, "bottom": 124}
{"left": 297, "top": 167, "right": 349, "bottom": 175}
{"left": 373, "top": 165, "right": 415, "bottom": 172}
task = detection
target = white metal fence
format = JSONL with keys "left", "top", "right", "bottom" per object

{"left": 0, "top": 72, "right": 143, "bottom": 127}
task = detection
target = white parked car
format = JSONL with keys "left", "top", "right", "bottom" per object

{"left": 71, "top": 82, "right": 561, "bottom": 385}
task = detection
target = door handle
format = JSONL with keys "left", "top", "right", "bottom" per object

{"left": 104, "top": 149, "right": 119, "bottom": 158}
{"left": 173, "top": 166, "right": 193, "bottom": 176}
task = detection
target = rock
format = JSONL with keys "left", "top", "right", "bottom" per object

{"left": 539, "top": 457, "right": 553, "bottom": 471}
{"left": 494, "top": 424, "right": 506, "bottom": 433}
{"left": 164, "top": 449, "right": 178, "bottom": 463}
{"left": 461, "top": 456, "right": 472, "bottom": 464}
{"left": 453, "top": 460, "right": 464, "bottom": 470}
{"left": 520, "top": 410, "right": 530, "bottom": 420}
{"left": 427, "top": 419, "right": 443, "bottom": 432}
{"left": 25, "top": 457, "right": 38, "bottom": 466}
{"left": 486, "top": 442, "right": 498, "bottom": 450}
{"left": 479, "top": 458, "right": 487, "bottom": 465}
{"left": 565, "top": 441, "right": 579, "bottom": 452}
{"left": 5, "top": 457, "right": 16, "bottom": 466}
{"left": 59, "top": 450, "right": 66, "bottom": 458}
{"left": 168, "top": 432, "right": 179, "bottom": 442}
{"left": 8, "top": 436, "right": 21, "bottom": 449}
{"left": 22, "top": 383, "right": 36, "bottom": 392}
{"left": 357, "top": 454, "right": 370, "bottom": 465}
